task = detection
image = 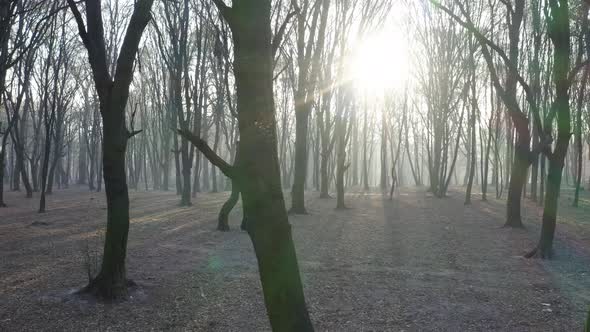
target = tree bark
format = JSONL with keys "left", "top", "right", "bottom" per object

{"left": 504, "top": 137, "right": 529, "bottom": 228}
{"left": 0, "top": 120, "right": 13, "bottom": 207}
{"left": 527, "top": 0, "right": 571, "bottom": 259}
{"left": 465, "top": 36, "right": 477, "bottom": 205}
{"left": 290, "top": 104, "right": 311, "bottom": 213}
{"left": 68, "top": 0, "right": 154, "bottom": 299}
{"left": 209, "top": 1, "right": 314, "bottom": 329}
{"left": 217, "top": 142, "right": 241, "bottom": 232}
{"left": 38, "top": 125, "right": 52, "bottom": 213}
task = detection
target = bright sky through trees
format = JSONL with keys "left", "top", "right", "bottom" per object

{"left": 351, "top": 27, "right": 410, "bottom": 95}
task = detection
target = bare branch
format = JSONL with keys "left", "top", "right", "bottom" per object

{"left": 433, "top": 0, "right": 545, "bottom": 141}
{"left": 66, "top": 0, "right": 90, "bottom": 49}
{"left": 272, "top": 10, "right": 298, "bottom": 59}
{"left": 177, "top": 128, "right": 235, "bottom": 178}
{"left": 211, "top": 0, "right": 232, "bottom": 23}
{"left": 113, "top": 0, "right": 155, "bottom": 94}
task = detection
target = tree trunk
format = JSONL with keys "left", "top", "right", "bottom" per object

{"left": 97, "top": 137, "right": 103, "bottom": 192}
{"left": 67, "top": 0, "right": 154, "bottom": 299}
{"left": 216, "top": 1, "right": 314, "bottom": 329}
{"left": 84, "top": 114, "right": 131, "bottom": 297}
{"left": 336, "top": 149, "right": 347, "bottom": 209}
{"left": 46, "top": 142, "right": 60, "bottom": 195}
{"left": 290, "top": 104, "right": 311, "bottom": 214}
{"left": 481, "top": 112, "right": 493, "bottom": 201}
{"left": 192, "top": 153, "right": 201, "bottom": 197}
{"left": 539, "top": 153, "right": 545, "bottom": 204}
{"left": 218, "top": 178, "right": 239, "bottom": 231}
{"left": 15, "top": 144, "right": 32, "bottom": 198}
{"left": 530, "top": 155, "right": 562, "bottom": 258}
{"left": 218, "top": 142, "right": 241, "bottom": 231}
{"left": 465, "top": 38, "right": 477, "bottom": 204}
{"left": 573, "top": 67, "right": 588, "bottom": 207}
{"left": 504, "top": 134, "right": 529, "bottom": 228}
{"left": 78, "top": 131, "right": 88, "bottom": 184}
{"left": 465, "top": 108, "right": 476, "bottom": 205}
{"left": 362, "top": 111, "right": 369, "bottom": 191}
{"left": 389, "top": 167, "right": 396, "bottom": 199}
{"left": 530, "top": 127, "right": 539, "bottom": 201}
{"left": 319, "top": 149, "right": 330, "bottom": 198}
{"left": 211, "top": 118, "right": 220, "bottom": 193}
{"left": 38, "top": 131, "right": 51, "bottom": 213}
{"left": 380, "top": 110, "right": 387, "bottom": 191}
{"left": 180, "top": 135, "right": 192, "bottom": 205}
{"left": 527, "top": 0, "right": 571, "bottom": 259}
{"left": 0, "top": 148, "right": 6, "bottom": 207}
{"left": 335, "top": 105, "right": 349, "bottom": 210}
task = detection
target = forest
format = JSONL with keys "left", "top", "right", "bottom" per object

{"left": 1, "top": 0, "right": 590, "bottom": 331}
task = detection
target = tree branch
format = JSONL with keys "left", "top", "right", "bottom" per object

{"left": 433, "top": 0, "right": 545, "bottom": 142}
{"left": 272, "top": 10, "right": 298, "bottom": 59}
{"left": 66, "top": 0, "right": 90, "bottom": 49}
{"left": 211, "top": 0, "right": 232, "bottom": 24}
{"left": 177, "top": 128, "right": 235, "bottom": 178}
{"left": 112, "top": 0, "right": 155, "bottom": 95}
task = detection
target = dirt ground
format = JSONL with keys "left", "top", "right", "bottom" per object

{"left": 1, "top": 186, "right": 589, "bottom": 331}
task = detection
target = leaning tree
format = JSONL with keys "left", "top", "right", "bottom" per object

{"left": 179, "top": 0, "right": 314, "bottom": 330}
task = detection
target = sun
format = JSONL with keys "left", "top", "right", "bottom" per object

{"left": 350, "top": 29, "right": 410, "bottom": 95}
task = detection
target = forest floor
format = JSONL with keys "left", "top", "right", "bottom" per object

{"left": 1, "top": 185, "right": 589, "bottom": 331}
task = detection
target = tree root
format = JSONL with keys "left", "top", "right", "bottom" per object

{"left": 217, "top": 222, "right": 230, "bottom": 232}
{"left": 503, "top": 220, "right": 525, "bottom": 229}
{"left": 77, "top": 276, "right": 136, "bottom": 301}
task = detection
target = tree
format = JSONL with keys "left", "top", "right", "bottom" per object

{"left": 573, "top": 1, "right": 589, "bottom": 208}
{"left": 464, "top": 16, "right": 478, "bottom": 205}
{"left": 216, "top": 141, "right": 241, "bottom": 231}
{"left": 413, "top": 2, "right": 469, "bottom": 198}
{"left": 154, "top": 0, "right": 195, "bottom": 206}
{"left": 180, "top": 0, "right": 314, "bottom": 329}
{"left": 0, "top": 0, "right": 50, "bottom": 201}
{"left": 37, "top": 10, "right": 76, "bottom": 212}
{"left": 67, "top": 0, "right": 155, "bottom": 299}
{"left": 525, "top": 0, "right": 573, "bottom": 259}
{"left": 0, "top": 118, "right": 17, "bottom": 207}
{"left": 290, "top": 0, "right": 329, "bottom": 214}
{"left": 433, "top": 0, "right": 544, "bottom": 227}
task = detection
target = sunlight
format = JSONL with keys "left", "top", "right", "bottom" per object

{"left": 351, "top": 28, "right": 410, "bottom": 95}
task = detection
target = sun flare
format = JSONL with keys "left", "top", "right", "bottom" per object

{"left": 351, "top": 29, "right": 410, "bottom": 95}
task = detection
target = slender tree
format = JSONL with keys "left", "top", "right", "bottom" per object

{"left": 290, "top": 0, "right": 329, "bottom": 214}
{"left": 526, "top": 0, "right": 573, "bottom": 259}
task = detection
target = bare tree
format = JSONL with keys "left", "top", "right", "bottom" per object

{"left": 67, "top": 0, "right": 155, "bottom": 299}
{"left": 179, "top": 0, "right": 314, "bottom": 329}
